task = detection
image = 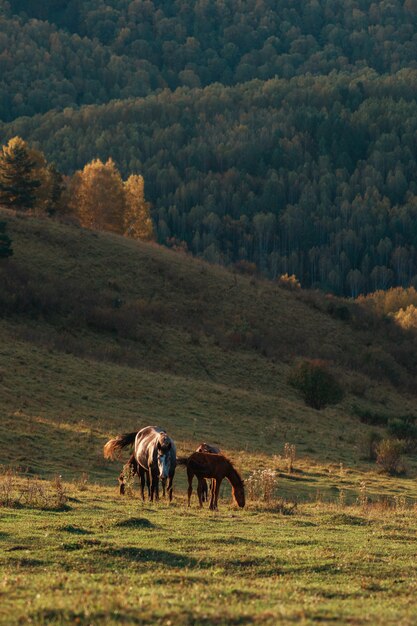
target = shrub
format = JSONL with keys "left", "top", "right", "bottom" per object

{"left": 366, "top": 431, "right": 382, "bottom": 461}
{"left": 376, "top": 439, "right": 404, "bottom": 475}
{"left": 278, "top": 273, "right": 301, "bottom": 290}
{"left": 246, "top": 469, "right": 278, "bottom": 502}
{"left": 393, "top": 304, "right": 417, "bottom": 331}
{"left": 351, "top": 404, "right": 389, "bottom": 426}
{"left": 288, "top": 359, "right": 344, "bottom": 410}
{"left": 234, "top": 259, "right": 257, "bottom": 275}
{"left": 387, "top": 416, "right": 417, "bottom": 443}
{"left": 0, "top": 467, "right": 68, "bottom": 509}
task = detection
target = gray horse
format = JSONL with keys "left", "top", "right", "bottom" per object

{"left": 104, "top": 426, "right": 176, "bottom": 501}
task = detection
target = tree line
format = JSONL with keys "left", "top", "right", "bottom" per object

{"left": 4, "top": 72, "right": 417, "bottom": 295}
{"left": 0, "top": 137, "right": 153, "bottom": 241}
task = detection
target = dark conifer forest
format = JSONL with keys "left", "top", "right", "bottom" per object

{"left": 2, "top": 0, "right": 417, "bottom": 294}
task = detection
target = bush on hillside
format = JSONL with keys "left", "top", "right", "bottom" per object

{"left": 393, "top": 305, "right": 417, "bottom": 331}
{"left": 387, "top": 416, "right": 417, "bottom": 447}
{"left": 288, "top": 359, "right": 344, "bottom": 410}
{"left": 375, "top": 439, "right": 405, "bottom": 475}
{"left": 278, "top": 273, "right": 301, "bottom": 290}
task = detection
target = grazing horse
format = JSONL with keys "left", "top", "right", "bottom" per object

{"left": 178, "top": 451, "right": 245, "bottom": 510}
{"left": 104, "top": 426, "right": 176, "bottom": 501}
{"left": 195, "top": 443, "right": 220, "bottom": 502}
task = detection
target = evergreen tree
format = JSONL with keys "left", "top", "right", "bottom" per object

{"left": 0, "top": 137, "right": 41, "bottom": 211}
{"left": 0, "top": 221, "right": 13, "bottom": 259}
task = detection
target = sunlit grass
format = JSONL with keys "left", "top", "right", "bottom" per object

{"left": 1, "top": 482, "right": 417, "bottom": 625}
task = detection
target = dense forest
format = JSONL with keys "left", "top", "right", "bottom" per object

{"left": 2, "top": 0, "right": 417, "bottom": 294}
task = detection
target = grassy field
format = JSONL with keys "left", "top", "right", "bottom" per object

{"left": 1, "top": 480, "right": 417, "bottom": 626}
{"left": 1, "top": 209, "right": 417, "bottom": 481}
{"left": 1, "top": 211, "right": 417, "bottom": 624}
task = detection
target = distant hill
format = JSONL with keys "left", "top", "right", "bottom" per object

{"left": 3, "top": 0, "right": 417, "bottom": 121}
{"left": 4, "top": 73, "right": 417, "bottom": 295}
{"left": 0, "top": 210, "right": 416, "bottom": 478}
{"left": 3, "top": 0, "right": 417, "bottom": 294}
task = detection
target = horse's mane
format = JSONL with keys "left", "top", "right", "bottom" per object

{"left": 226, "top": 461, "right": 244, "bottom": 487}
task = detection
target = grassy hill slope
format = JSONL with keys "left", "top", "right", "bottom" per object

{"left": 1, "top": 210, "right": 417, "bottom": 500}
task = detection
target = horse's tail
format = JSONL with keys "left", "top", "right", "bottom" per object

{"left": 103, "top": 432, "right": 137, "bottom": 460}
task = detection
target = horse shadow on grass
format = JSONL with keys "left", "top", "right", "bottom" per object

{"left": 113, "top": 517, "right": 155, "bottom": 529}
{"left": 102, "top": 546, "right": 203, "bottom": 568}
{"left": 29, "top": 609, "right": 145, "bottom": 625}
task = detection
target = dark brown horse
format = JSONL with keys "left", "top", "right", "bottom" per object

{"left": 104, "top": 426, "right": 176, "bottom": 501}
{"left": 178, "top": 451, "right": 245, "bottom": 510}
{"left": 195, "top": 443, "right": 220, "bottom": 502}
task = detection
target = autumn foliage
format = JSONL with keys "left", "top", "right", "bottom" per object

{"left": 0, "top": 137, "right": 154, "bottom": 242}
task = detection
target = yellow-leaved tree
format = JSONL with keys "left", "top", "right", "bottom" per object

{"left": 70, "top": 158, "right": 125, "bottom": 234}
{"left": 123, "top": 174, "right": 154, "bottom": 241}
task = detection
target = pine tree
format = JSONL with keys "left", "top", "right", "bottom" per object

{"left": 0, "top": 221, "right": 13, "bottom": 259}
{"left": 45, "top": 163, "right": 65, "bottom": 216}
{"left": 123, "top": 175, "right": 154, "bottom": 240}
{"left": 0, "top": 137, "right": 41, "bottom": 211}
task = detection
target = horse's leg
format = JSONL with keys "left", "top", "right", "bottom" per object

{"left": 209, "top": 479, "right": 216, "bottom": 510}
{"left": 162, "top": 478, "right": 166, "bottom": 498}
{"left": 139, "top": 466, "right": 145, "bottom": 501}
{"left": 187, "top": 468, "right": 193, "bottom": 507}
{"left": 146, "top": 470, "right": 150, "bottom": 498}
{"left": 201, "top": 478, "right": 208, "bottom": 502}
{"left": 214, "top": 478, "right": 223, "bottom": 510}
{"left": 197, "top": 478, "right": 204, "bottom": 508}
{"left": 167, "top": 469, "right": 175, "bottom": 502}
{"left": 210, "top": 479, "right": 221, "bottom": 510}
{"left": 151, "top": 467, "right": 160, "bottom": 501}
{"left": 149, "top": 470, "right": 158, "bottom": 502}
{"left": 118, "top": 470, "right": 125, "bottom": 495}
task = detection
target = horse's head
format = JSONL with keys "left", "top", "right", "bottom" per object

{"left": 156, "top": 435, "right": 173, "bottom": 479}
{"left": 232, "top": 482, "right": 245, "bottom": 508}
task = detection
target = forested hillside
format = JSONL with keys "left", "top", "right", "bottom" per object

{"left": 3, "top": 0, "right": 417, "bottom": 121}
{"left": 2, "top": 0, "right": 417, "bottom": 294}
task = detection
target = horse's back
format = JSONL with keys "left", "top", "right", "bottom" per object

{"left": 188, "top": 451, "right": 228, "bottom": 478}
{"left": 135, "top": 425, "right": 176, "bottom": 470}
{"left": 196, "top": 443, "right": 220, "bottom": 454}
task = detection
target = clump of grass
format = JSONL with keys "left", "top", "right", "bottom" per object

{"left": 75, "top": 472, "right": 89, "bottom": 491}
{"left": 284, "top": 443, "right": 296, "bottom": 473}
{"left": 0, "top": 467, "right": 69, "bottom": 510}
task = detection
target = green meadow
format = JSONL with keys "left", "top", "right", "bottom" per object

{"left": 1, "top": 211, "right": 417, "bottom": 624}
{"left": 1, "top": 484, "right": 417, "bottom": 626}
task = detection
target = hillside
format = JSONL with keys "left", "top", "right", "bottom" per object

{"left": 4, "top": 72, "right": 417, "bottom": 295}
{"left": 1, "top": 210, "right": 417, "bottom": 499}
{"left": 3, "top": 0, "right": 417, "bottom": 122}
{"left": 2, "top": 1, "right": 417, "bottom": 293}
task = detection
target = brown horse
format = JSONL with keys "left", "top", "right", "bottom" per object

{"left": 178, "top": 451, "right": 245, "bottom": 510}
{"left": 195, "top": 443, "right": 220, "bottom": 502}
